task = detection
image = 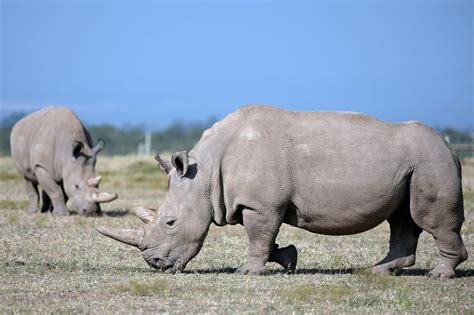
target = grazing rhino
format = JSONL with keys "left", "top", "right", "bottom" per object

{"left": 98, "top": 105, "right": 467, "bottom": 278}
{"left": 10, "top": 106, "right": 117, "bottom": 216}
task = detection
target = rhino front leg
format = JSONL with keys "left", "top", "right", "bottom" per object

{"left": 35, "top": 167, "right": 69, "bottom": 216}
{"left": 236, "top": 208, "right": 283, "bottom": 275}
{"left": 24, "top": 179, "right": 40, "bottom": 213}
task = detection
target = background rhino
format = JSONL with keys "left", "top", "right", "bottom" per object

{"left": 10, "top": 106, "right": 117, "bottom": 216}
{"left": 99, "top": 105, "right": 467, "bottom": 278}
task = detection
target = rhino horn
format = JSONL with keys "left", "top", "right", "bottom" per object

{"left": 154, "top": 153, "right": 173, "bottom": 174}
{"left": 88, "top": 176, "right": 102, "bottom": 187}
{"left": 92, "top": 191, "right": 118, "bottom": 203}
{"left": 134, "top": 206, "right": 156, "bottom": 223}
{"left": 97, "top": 226, "right": 143, "bottom": 247}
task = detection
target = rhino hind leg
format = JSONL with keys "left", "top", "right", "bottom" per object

{"left": 35, "top": 167, "right": 69, "bottom": 216}
{"left": 421, "top": 202, "right": 467, "bottom": 279}
{"left": 427, "top": 229, "right": 467, "bottom": 279}
{"left": 372, "top": 199, "right": 422, "bottom": 274}
{"left": 409, "top": 165, "right": 468, "bottom": 279}
{"left": 24, "top": 179, "right": 40, "bottom": 214}
{"left": 236, "top": 208, "right": 284, "bottom": 275}
{"left": 268, "top": 243, "right": 298, "bottom": 273}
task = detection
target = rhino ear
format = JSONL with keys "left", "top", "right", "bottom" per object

{"left": 171, "top": 150, "right": 189, "bottom": 178}
{"left": 154, "top": 153, "right": 173, "bottom": 174}
{"left": 72, "top": 141, "right": 84, "bottom": 159}
{"left": 92, "top": 139, "right": 105, "bottom": 156}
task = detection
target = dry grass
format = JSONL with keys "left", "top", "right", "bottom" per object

{"left": 0, "top": 156, "right": 472, "bottom": 313}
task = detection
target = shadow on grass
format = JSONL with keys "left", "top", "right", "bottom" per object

{"left": 184, "top": 267, "right": 474, "bottom": 278}
{"left": 183, "top": 267, "right": 237, "bottom": 274}
{"left": 393, "top": 268, "right": 474, "bottom": 278}
{"left": 184, "top": 268, "right": 354, "bottom": 275}
{"left": 6, "top": 259, "right": 473, "bottom": 278}
{"left": 102, "top": 209, "right": 130, "bottom": 217}
{"left": 297, "top": 268, "right": 474, "bottom": 278}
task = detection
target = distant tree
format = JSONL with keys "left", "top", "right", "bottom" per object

{"left": 0, "top": 112, "right": 27, "bottom": 155}
{"left": 88, "top": 125, "right": 145, "bottom": 155}
{"left": 442, "top": 128, "right": 472, "bottom": 144}
{"left": 1, "top": 112, "right": 27, "bottom": 129}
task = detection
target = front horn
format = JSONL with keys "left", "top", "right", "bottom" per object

{"left": 92, "top": 191, "right": 118, "bottom": 203}
{"left": 97, "top": 227, "right": 143, "bottom": 247}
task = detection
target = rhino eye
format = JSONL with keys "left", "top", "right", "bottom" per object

{"left": 75, "top": 184, "right": 80, "bottom": 189}
{"left": 166, "top": 219, "right": 176, "bottom": 226}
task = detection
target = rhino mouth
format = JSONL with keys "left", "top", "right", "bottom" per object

{"left": 147, "top": 257, "right": 184, "bottom": 273}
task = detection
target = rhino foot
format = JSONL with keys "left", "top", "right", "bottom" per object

{"left": 26, "top": 207, "right": 40, "bottom": 214}
{"left": 52, "top": 206, "right": 70, "bottom": 216}
{"left": 236, "top": 264, "right": 267, "bottom": 275}
{"left": 428, "top": 266, "right": 456, "bottom": 279}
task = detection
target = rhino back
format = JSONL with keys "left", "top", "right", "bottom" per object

{"left": 194, "top": 105, "right": 450, "bottom": 233}
{"left": 11, "top": 106, "right": 92, "bottom": 181}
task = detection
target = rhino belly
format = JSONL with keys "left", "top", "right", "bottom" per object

{"left": 284, "top": 174, "right": 409, "bottom": 235}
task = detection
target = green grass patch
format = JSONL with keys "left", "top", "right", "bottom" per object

{"left": 0, "top": 169, "right": 21, "bottom": 181}
{"left": 113, "top": 278, "right": 170, "bottom": 296}
{"left": 279, "top": 283, "right": 353, "bottom": 303}
{"left": 0, "top": 199, "right": 28, "bottom": 210}
{"left": 103, "top": 160, "right": 167, "bottom": 190}
{"left": 395, "top": 286, "right": 412, "bottom": 310}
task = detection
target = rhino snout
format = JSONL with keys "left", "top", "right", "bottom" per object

{"left": 146, "top": 257, "right": 176, "bottom": 273}
{"left": 79, "top": 207, "right": 102, "bottom": 217}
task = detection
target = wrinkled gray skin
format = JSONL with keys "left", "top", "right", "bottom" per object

{"left": 11, "top": 106, "right": 117, "bottom": 216}
{"left": 99, "top": 105, "right": 467, "bottom": 278}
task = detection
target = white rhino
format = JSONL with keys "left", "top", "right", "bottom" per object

{"left": 11, "top": 106, "right": 117, "bottom": 216}
{"left": 99, "top": 105, "right": 467, "bottom": 278}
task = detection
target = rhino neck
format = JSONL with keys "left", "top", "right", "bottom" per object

{"left": 192, "top": 143, "right": 235, "bottom": 227}
{"left": 191, "top": 115, "right": 244, "bottom": 227}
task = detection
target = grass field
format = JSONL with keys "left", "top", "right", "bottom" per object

{"left": 0, "top": 156, "right": 473, "bottom": 313}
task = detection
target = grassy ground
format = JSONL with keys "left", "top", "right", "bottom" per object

{"left": 0, "top": 156, "right": 473, "bottom": 314}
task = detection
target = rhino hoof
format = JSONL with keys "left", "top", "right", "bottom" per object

{"left": 52, "top": 207, "right": 70, "bottom": 216}
{"left": 371, "top": 265, "right": 391, "bottom": 275}
{"left": 428, "top": 267, "right": 456, "bottom": 279}
{"left": 236, "top": 265, "right": 267, "bottom": 275}
{"left": 26, "top": 207, "right": 40, "bottom": 214}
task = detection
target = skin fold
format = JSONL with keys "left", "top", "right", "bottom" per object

{"left": 99, "top": 105, "right": 467, "bottom": 279}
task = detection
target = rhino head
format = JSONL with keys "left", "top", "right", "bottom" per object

{"left": 63, "top": 140, "right": 117, "bottom": 216}
{"left": 98, "top": 151, "right": 212, "bottom": 272}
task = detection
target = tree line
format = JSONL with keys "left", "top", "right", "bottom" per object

{"left": 0, "top": 111, "right": 215, "bottom": 155}
{"left": 0, "top": 111, "right": 472, "bottom": 156}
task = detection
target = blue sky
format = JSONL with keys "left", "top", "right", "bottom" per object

{"left": 1, "top": 0, "right": 472, "bottom": 130}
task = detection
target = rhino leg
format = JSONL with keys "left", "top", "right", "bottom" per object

{"left": 236, "top": 208, "right": 284, "bottom": 275}
{"left": 424, "top": 204, "right": 467, "bottom": 279}
{"left": 268, "top": 243, "right": 298, "bottom": 273}
{"left": 409, "top": 165, "right": 468, "bottom": 279}
{"left": 372, "top": 199, "right": 421, "bottom": 274}
{"left": 35, "top": 167, "right": 69, "bottom": 216}
{"left": 427, "top": 230, "right": 467, "bottom": 279}
{"left": 24, "top": 179, "right": 40, "bottom": 214}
